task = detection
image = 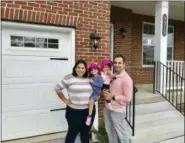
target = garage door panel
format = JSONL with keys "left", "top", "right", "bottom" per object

{"left": 3, "top": 83, "right": 66, "bottom": 112}
{"left": 35, "top": 60, "right": 71, "bottom": 80}
{"left": 3, "top": 56, "right": 71, "bottom": 84}
{"left": 3, "top": 56, "right": 41, "bottom": 84}
{"left": 36, "top": 83, "right": 66, "bottom": 109}
{"left": 3, "top": 59, "right": 36, "bottom": 78}
{"left": 2, "top": 110, "right": 67, "bottom": 140}
{"left": 2, "top": 85, "right": 36, "bottom": 112}
{"left": 36, "top": 110, "right": 68, "bottom": 132}
{"left": 2, "top": 113, "right": 35, "bottom": 138}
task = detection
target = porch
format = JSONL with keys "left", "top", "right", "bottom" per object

{"left": 110, "top": 1, "right": 184, "bottom": 85}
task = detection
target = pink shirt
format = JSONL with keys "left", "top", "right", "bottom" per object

{"left": 101, "top": 72, "right": 111, "bottom": 85}
{"left": 105, "top": 70, "right": 133, "bottom": 112}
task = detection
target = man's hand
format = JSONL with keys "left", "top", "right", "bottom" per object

{"left": 63, "top": 98, "right": 72, "bottom": 105}
{"left": 103, "top": 90, "right": 113, "bottom": 101}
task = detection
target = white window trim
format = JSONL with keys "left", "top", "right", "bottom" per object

{"left": 142, "top": 22, "right": 174, "bottom": 68}
{"left": 10, "top": 35, "right": 60, "bottom": 50}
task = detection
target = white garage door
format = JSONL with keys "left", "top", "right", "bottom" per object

{"left": 2, "top": 22, "right": 75, "bottom": 140}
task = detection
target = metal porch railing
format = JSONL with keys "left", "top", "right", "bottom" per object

{"left": 167, "top": 60, "right": 184, "bottom": 90}
{"left": 153, "top": 61, "right": 185, "bottom": 115}
{"left": 125, "top": 85, "right": 137, "bottom": 136}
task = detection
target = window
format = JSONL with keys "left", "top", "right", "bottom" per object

{"left": 142, "top": 23, "right": 174, "bottom": 66}
{"left": 11, "top": 36, "right": 59, "bottom": 49}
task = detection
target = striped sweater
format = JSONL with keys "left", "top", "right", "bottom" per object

{"left": 55, "top": 74, "right": 93, "bottom": 109}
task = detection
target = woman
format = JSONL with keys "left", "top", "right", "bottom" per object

{"left": 55, "top": 59, "right": 95, "bottom": 143}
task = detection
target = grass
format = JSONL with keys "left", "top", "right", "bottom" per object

{"left": 91, "top": 123, "right": 108, "bottom": 143}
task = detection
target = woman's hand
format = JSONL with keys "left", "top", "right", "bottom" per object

{"left": 63, "top": 98, "right": 72, "bottom": 105}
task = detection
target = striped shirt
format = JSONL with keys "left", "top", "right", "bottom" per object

{"left": 55, "top": 74, "right": 93, "bottom": 109}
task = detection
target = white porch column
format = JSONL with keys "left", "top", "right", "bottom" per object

{"left": 154, "top": 1, "right": 168, "bottom": 63}
{"left": 154, "top": 1, "right": 169, "bottom": 94}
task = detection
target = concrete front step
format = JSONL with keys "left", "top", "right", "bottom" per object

{"left": 158, "top": 136, "right": 184, "bottom": 143}
{"left": 135, "top": 110, "right": 182, "bottom": 123}
{"left": 130, "top": 118, "right": 184, "bottom": 143}
{"left": 130, "top": 101, "right": 184, "bottom": 143}
{"left": 135, "top": 101, "right": 176, "bottom": 115}
{"left": 134, "top": 120, "right": 184, "bottom": 139}
{"left": 135, "top": 85, "right": 165, "bottom": 105}
{"left": 135, "top": 112, "right": 183, "bottom": 129}
{"left": 136, "top": 96, "right": 166, "bottom": 105}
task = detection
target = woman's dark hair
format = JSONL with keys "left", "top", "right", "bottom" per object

{"left": 72, "top": 59, "right": 88, "bottom": 78}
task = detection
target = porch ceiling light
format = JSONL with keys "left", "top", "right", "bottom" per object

{"left": 120, "top": 28, "right": 127, "bottom": 37}
{"left": 89, "top": 31, "right": 101, "bottom": 49}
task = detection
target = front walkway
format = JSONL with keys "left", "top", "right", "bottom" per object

{"left": 38, "top": 136, "right": 93, "bottom": 143}
{"left": 2, "top": 133, "right": 92, "bottom": 143}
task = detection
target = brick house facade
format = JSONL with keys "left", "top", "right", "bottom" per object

{"left": 111, "top": 6, "right": 184, "bottom": 84}
{"left": 1, "top": 1, "right": 184, "bottom": 139}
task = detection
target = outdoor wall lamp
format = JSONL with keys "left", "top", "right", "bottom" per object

{"left": 120, "top": 28, "right": 127, "bottom": 37}
{"left": 89, "top": 31, "right": 101, "bottom": 49}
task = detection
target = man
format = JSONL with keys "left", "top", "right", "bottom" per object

{"left": 102, "top": 55, "right": 133, "bottom": 143}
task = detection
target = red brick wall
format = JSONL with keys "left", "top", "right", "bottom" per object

{"left": 172, "top": 20, "right": 185, "bottom": 60}
{"left": 111, "top": 6, "right": 132, "bottom": 75}
{"left": 111, "top": 5, "right": 184, "bottom": 84}
{"left": 1, "top": 1, "right": 111, "bottom": 123}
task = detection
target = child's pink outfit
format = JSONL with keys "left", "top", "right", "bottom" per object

{"left": 101, "top": 72, "right": 112, "bottom": 85}
{"left": 99, "top": 59, "right": 113, "bottom": 110}
{"left": 101, "top": 72, "right": 113, "bottom": 110}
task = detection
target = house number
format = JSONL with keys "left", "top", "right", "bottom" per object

{"left": 162, "top": 14, "right": 167, "bottom": 37}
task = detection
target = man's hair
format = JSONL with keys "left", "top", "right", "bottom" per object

{"left": 114, "top": 55, "right": 126, "bottom": 63}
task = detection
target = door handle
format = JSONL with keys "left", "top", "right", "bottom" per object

{"left": 50, "top": 58, "right": 68, "bottom": 60}
{"left": 50, "top": 108, "right": 66, "bottom": 112}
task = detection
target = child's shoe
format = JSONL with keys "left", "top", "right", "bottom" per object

{"left": 85, "top": 116, "right": 92, "bottom": 126}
